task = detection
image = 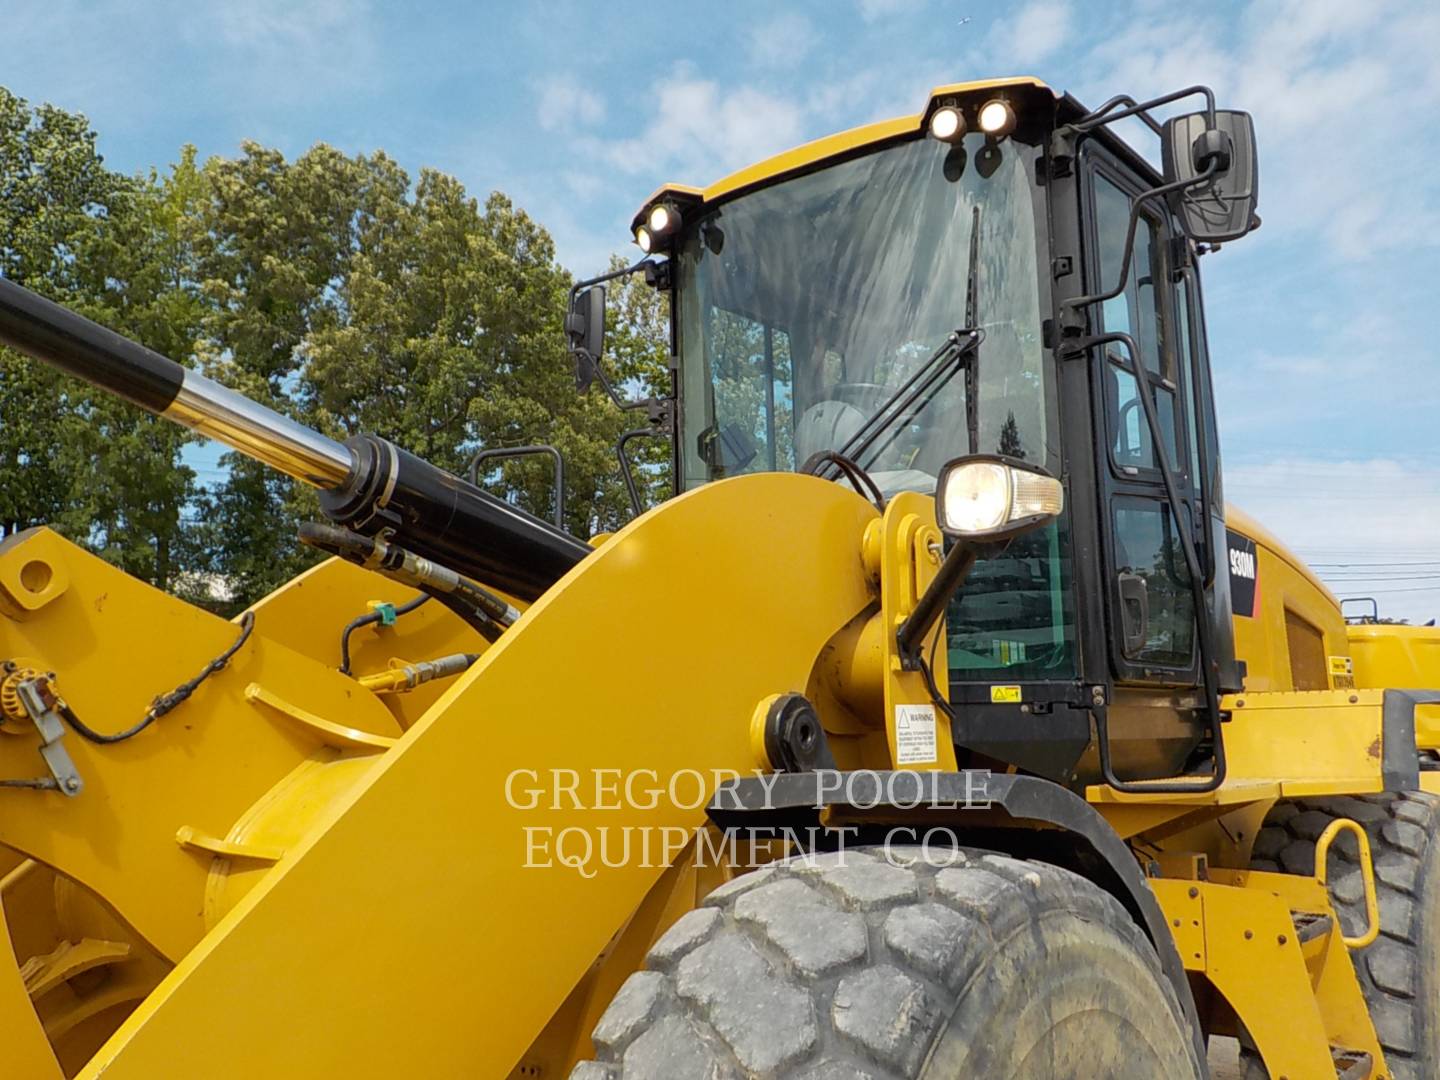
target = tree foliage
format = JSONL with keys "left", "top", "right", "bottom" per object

{"left": 0, "top": 89, "right": 673, "bottom": 609}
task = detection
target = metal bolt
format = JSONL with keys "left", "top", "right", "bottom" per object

{"left": 1188, "top": 886, "right": 1199, "bottom": 898}
{"left": 1244, "top": 930, "right": 1253, "bottom": 940}
{"left": 1277, "top": 934, "right": 1288, "bottom": 945}
{"left": 64, "top": 777, "right": 79, "bottom": 792}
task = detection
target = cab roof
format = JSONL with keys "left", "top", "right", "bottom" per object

{"left": 631, "top": 77, "right": 1057, "bottom": 231}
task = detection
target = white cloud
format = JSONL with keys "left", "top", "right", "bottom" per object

{"left": 747, "top": 13, "right": 815, "bottom": 68}
{"left": 595, "top": 67, "right": 806, "bottom": 183}
{"left": 536, "top": 76, "right": 605, "bottom": 133}
{"left": 989, "top": 1, "right": 1074, "bottom": 66}
{"left": 857, "top": 0, "right": 921, "bottom": 23}
{"left": 1070, "top": 0, "right": 1440, "bottom": 260}
{"left": 1225, "top": 457, "right": 1440, "bottom": 623}
{"left": 206, "top": 0, "right": 362, "bottom": 49}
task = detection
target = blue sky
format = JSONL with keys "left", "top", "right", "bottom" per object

{"left": 4, "top": 0, "right": 1439, "bottom": 618}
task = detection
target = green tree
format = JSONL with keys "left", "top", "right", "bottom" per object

{"left": 2, "top": 92, "right": 681, "bottom": 608}
{"left": 0, "top": 91, "right": 205, "bottom": 591}
{"left": 0, "top": 87, "right": 121, "bottom": 539}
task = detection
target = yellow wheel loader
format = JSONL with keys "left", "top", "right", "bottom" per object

{"left": 0, "top": 75, "right": 1436, "bottom": 1080}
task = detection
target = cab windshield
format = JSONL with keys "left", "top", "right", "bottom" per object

{"left": 676, "top": 131, "right": 1054, "bottom": 493}
{"left": 674, "top": 130, "right": 1076, "bottom": 683}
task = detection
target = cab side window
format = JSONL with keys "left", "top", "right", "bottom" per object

{"left": 1094, "top": 175, "right": 1181, "bottom": 477}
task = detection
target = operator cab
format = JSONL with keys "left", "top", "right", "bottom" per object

{"left": 569, "top": 78, "right": 1260, "bottom": 791}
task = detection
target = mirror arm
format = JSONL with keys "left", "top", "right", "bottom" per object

{"left": 1058, "top": 159, "right": 1217, "bottom": 333}
{"left": 1073, "top": 94, "right": 1166, "bottom": 137}
{"left": 896, "top": 540, "right": 979, "bottom": 672}
{"left": 1071, "top": 85, "right": 1216, "bottom": 135}
{"left": 567, "top": 258, "right": 657, "bottom": 309}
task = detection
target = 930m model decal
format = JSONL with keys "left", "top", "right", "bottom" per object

{"left": 1227, "top": 529, "right": 1258, "bottom": 618}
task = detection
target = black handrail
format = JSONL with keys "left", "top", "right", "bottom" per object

{"left": 468, "top": 445, "right": 566, "bottom": 529}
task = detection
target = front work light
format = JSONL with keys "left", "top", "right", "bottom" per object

{"left": 978, "top": 99, "right": 1017, "bottom": 138}
{"left": 648, "top": 202, "right": 680, "bottom": 234}
{"left": 928, "top": 105, "right": 966, "bottom": 143}
{"left": 635, "top": 225, "right": 653, "bottom": 252}
{"left": 936, "top": 456, "right": 1062, "bottom": 541}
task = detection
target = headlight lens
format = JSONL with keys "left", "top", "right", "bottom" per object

{"left": 635, "top": 225, "right": 653, "bottom": 252}
{"left": 938, "top": 458, "right": 1063, "bottom": 539}
{"left": 942, "top": 461, "right": 1011, "bottom": 533}
{"left": 648, "top": 203, "right": 676, "bottom": 233}
{"left": 928, "top": 105, "right": 965, "bottom": 143}
{"left": 978, "top": 99, "right": 1016, "bottom": 137}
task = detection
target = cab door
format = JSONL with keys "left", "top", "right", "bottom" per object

{"left": 1082, "top": 148, "right": 1210, "bottom": 688}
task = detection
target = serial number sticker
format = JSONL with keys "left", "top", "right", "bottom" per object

{"left": 990, "top": 685, "right": 1023, "bottom": 704}
{"left": 894, "top": 704, "right": 938, "bottom": 765}
{"left": 1329, "top": 656, "right": 1354, "bottom": 676}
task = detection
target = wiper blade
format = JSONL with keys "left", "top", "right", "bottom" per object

{"left": 828, "top": 205, "right": 985, "bottom": 476}
{"left": 962, "top": 204, "right": 982, "bottom": 456}
{"left": 828, "top": 327, "right": 982, "bottom": 474}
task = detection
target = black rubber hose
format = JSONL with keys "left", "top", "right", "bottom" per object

{"left": 61, "top": 612, "right": 256, "bottom": 744}
{"left": 338, "top": 594, "right": 430, "bottom": 676}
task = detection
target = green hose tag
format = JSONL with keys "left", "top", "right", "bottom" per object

{"left": 370, "top": 601, "right": 398, "bottom": 627}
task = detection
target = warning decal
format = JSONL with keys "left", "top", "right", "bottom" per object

{"left": 894, "top": 704, "right": 938, "bottom": 765}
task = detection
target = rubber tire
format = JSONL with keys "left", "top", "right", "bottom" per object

{"left": 1241, "top": 791, "right": 1440, "bottom": 1079}
{"left": 569, "top": 846, "right": 1202, "bottom": 1079}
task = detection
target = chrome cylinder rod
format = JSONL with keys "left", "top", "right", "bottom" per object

{"left": 0, "top": 276, "right": 352, "bottom": 488}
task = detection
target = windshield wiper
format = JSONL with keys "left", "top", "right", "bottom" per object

{"left": 826, "top": 206, "right": 984, "bottom": 475}
{"left": 961, "top": 203, "right": 982, "bottom": 456}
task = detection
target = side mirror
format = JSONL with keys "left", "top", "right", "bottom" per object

{"left": 565, "top": 285, "right": 606, "bottom": 392}
{"left": 936, "top": 456, "right": 1064, "bottom": 542}
{"left": 1162, "top": 109, "right": 1259, "bottom": 244}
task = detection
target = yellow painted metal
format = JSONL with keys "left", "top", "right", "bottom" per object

{"left": 1220, "top": 690, "right": 1388, "bottom": 796}
{"left": 21, "top": 939, "right": 132, "bottom": 1000}
{"left": 635, "top": 77, "right": 1052, "bottom": 221}
{"left": 1350, "top": 621, "right": 1440, "bottom": 690}
{"left": 244, "top": 554, "right": 494, "bottom": 729}
{"left": 874, "top": 491, "right": 957, "bottom": 772}
{"left": 1089, "top": 691, "right": 1388, "bottom": 817}
{"left": 1226, "top": 505, "right": 1351, "bottom": 692}
{"left": 0, "top": 881, "right": 64, "bottom": 1079}
{"left": 197, "top": 753, "right": 379, "bottom": 930}
{"left": 173, "top": 825, "right": 283, "bottom": 863}
{"left": 1153, "top": 873, "right": 1387, "bottom": 1078}
{"left": 0, "top": 528, "right": 404, "bottom": 961}
{"left": 1217, "top": 867, "right": 1389, "bottom": 1075}
{"left": 244, "top": 683, "right": 397, "bottom": 751}
{"left": 2, "top": 855, "right": 172, "bottom": 1075}
{"left": 0, "top": 528, "right": 71, "bottom": 619}
{"left": 1314, "top": 819, "right": 1381, "bottom": 949}
{"left": 80, "top": 473, "right": 879, "bottom": 1078}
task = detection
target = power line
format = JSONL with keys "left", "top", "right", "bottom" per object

{"left": 1330, "top": 593, "right": 1440, "bottom": 601}
{"left": 1310, "top": 560, "right": 1440, "bottom": 567}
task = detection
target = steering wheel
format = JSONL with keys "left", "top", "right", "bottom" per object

{"left": 820, "top": 381, "right": 889, "bottom": 412}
